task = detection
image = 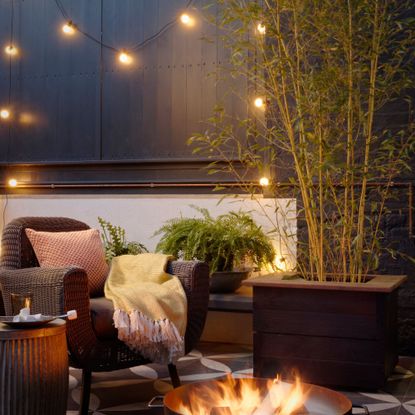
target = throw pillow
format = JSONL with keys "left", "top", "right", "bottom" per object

{"left": 25, "top": 228, "right": 109, "bottom": 297}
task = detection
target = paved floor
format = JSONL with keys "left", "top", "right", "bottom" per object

{"left": 66, "top": 343, "right": 415, "bottom": 414}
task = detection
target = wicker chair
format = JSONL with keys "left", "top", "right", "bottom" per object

{"left": 0, "top": 217, "right": 210, "bottom": 415}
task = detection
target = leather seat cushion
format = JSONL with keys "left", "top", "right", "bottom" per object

{"left": 90, "top": 297, "right": 118, "bottom": 340}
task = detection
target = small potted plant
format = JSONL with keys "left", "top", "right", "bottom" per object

{"left": 98, "top": 217, "right": 148, "bottom": 262}
{"left": 154, "top": 206, "right": 275, "bottom": 293}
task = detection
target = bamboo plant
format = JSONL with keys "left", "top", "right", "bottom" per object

{"left": 189, "top": 0, "right": 415, "bottom": 282}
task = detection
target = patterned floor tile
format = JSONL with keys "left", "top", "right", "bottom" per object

{"left": 67, "top": 344, "right": 415, "bottom": 415}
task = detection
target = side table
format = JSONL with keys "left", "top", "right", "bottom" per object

{"left": 0, "top": 319, "right": 68, "bottom": 415}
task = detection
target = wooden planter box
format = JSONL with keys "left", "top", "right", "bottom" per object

{"left": 244, "top": 273, "right": 406, "bottom": 389}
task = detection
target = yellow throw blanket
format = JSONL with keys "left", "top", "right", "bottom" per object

{"left": 104, "top": 253, "right": 187, "bottom": 364}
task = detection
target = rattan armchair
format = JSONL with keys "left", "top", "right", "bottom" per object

{"left": 0, "top": 217, "right": 210, "bottom": 415}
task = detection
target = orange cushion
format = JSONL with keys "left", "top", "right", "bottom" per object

{"left": 25, "top": 228, "right": 109, "bottom": 297}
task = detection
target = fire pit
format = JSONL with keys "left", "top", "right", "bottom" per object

{"left": 164, "top": 376, "right": 352, "bottom": 415}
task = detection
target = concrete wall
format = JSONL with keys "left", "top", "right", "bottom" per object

{"left": 0, "top": 194, "right": 296, "bottom": 269}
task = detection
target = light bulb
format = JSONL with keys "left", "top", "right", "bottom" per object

{"left": 254, "top": 97, "right": 265, "bottom": 108}
{"left": 4, "top": 45, "right": 18, "bottom": 56}
{"left": 8, "top": 178, "right": 18, "bottom": 187}
{"left": 180, "top": 13, "right": 190, "bottom": 24}
{"left": 118, "top": 51, "right": 132, "bottom": 65}
{"left": 0, "top": 109, "right": 10, "bottom": 119}
{"left": 257, "top": 23, "right": 266, "bottom": 35}
{"left": 259, "top": 177, "right": 270, "bottom": 187}
{"left": 180, "top": 13, "right": 195, "bottom": 27}
{"left": 274, "top": 255, "right": 288, "bottom": 271}
{"left": 62, "top": 21, "right": 76, "bottom": 35}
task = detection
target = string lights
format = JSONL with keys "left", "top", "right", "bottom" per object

{"left": 259, "top": 177, "right": 270, "bottom": 187}
{"left": 62, "top": 21, "right": 76, "bottom": 35}
{"left": 180, "top": 13, "right": 191, "bottom": 24}
{"left": 53, "top": 0, "right": 195, "bottom": 65}
{"left": 0, "top": 0, "right": 200, "bottom": 184}
{"left": 118, "top": 50, "right": 133, "bottom": 65}
{"left": 1, "top": 0, "right": 269, "bottom": 188}
{"left": 180, "top": 13, "right": 195, "bottom": 27}
{"left": 254, "top": 97, "right": 265, "bottom": 108}
{"left": 4, "top": 45, "right": 18, "bottom": 56}
{"left": 0, "top": 1, "right": 197, "bottom": 128}
{"left": 256, "top": 23, "right": 266, "bottom": 35}
{"left": 7, "top": 178, "right": 17, "bottom": 187}
{"left": 0, "top": 109, "right": 11, "bottom": 120}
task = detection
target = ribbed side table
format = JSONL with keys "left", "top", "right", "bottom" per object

{"left": 0, "top": 319, "right": 68, "bottom": 415}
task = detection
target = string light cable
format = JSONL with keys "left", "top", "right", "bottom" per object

{"left": 54, "top": 0, "right": 194, "bottom": 55}
{"left": 2, "top": 0, "right": 15, "bottom": 230}
{"left": 1, "top": 0, "right": 196, "bottom": 195}
{"left": 1, "top": 0, "right": 266, "bottom": 197}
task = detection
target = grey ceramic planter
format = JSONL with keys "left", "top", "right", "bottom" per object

{"left": 209, "top": 271, "right": 249, "bottom": 293}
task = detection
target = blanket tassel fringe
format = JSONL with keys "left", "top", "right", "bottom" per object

{"left": 113, "top": 309, "right": 184, "bottom": 364}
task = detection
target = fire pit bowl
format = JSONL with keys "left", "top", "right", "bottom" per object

{"left": 164, "top": 377, "right": 352, "bottom": 415}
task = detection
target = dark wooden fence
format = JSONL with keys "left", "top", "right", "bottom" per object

{"left": 0, "top": 0, "right": 248, "bottom": 189}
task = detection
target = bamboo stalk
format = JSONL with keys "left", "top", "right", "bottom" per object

{"left": 261, "top": 0, "right": 318, "bottom": 278}
{"left": 318, "top": 98, "right": 324, "bottom": 279}
{"left": 342, "top": 0, "right": 354, "bottom": 277}
{"left": 356, "top": 0, "right": 383, "bottom": 280}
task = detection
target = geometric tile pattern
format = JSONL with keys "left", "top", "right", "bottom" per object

{"left": 66, "top": 344, "right": 415, "bottom": 414}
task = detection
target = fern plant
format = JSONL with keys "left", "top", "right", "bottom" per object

{"left": 154, "top": 206, "right": 275, "bottom": 273}
{"left": 98, "top": 217, "right": 148, "bottom": 262}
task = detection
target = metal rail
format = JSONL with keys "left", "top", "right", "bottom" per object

{"left": 1, "top": 180, "right": 413, "bottom": 238}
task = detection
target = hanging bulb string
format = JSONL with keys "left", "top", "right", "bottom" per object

{"left": 9, "top": 0, "right": 14, "bottom": 45}
{"left": 7, "top": 0, "right": 14, "bottom": 113}
{"left": 76, "top": 26, "right": 118, "bottom": 52}
{"left": 3, "top": 0, "right": 15, "bottom": 227}
{"left": 54, "top": 0, "right": 119, "bottom": 51}
{"left": 54, "top": 0, "right": 70, "bottom": 21}
{"left": 130, "top": 0, "right": 193, "bottom": 51}
{"left": 8, "top": 0, "right": 13, "bottom": 105}
{"left": 54, "top": 0, "right": 194, "bottom": 54}
{"left": 131, "top": 19, "right": 178, "bottom": 51}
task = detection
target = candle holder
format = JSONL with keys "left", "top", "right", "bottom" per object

{"left": 10, "top": 293, "right": 33, "bottom": 315}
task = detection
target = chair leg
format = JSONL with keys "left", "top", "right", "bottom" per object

{"left": 168, "top": 363, "right": 181, "bottom": 388}
{"left": 79, "top": 368, "right": 92, "bottom": 415}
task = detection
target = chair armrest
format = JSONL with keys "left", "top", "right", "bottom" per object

{"left": 169, "top": 261, "right": 210, "bottom": 353}
{"left": 0, "top": 266, "right": 98, "bottom": 365}
{"left": 0, "top": 266, "right": 77, "bottom": 315}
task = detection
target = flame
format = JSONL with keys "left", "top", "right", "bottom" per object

{"left": 177, "top": 375, "right": 306, "bottom": 415}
